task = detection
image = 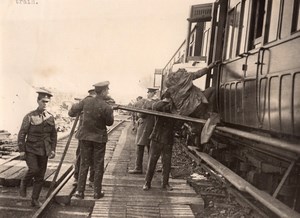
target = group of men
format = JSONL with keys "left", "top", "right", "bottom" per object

{"left": 17, "top": 81, "right": 114, "bottom": 207}
{"left": 17, "top": 62, "right": 219, "bottom": 207}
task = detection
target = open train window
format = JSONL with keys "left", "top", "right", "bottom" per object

{"left": 281, "top": 0, "right": 294, "bottom": 38}
{"left": 265, "top": 0, "right": 281, "bottom": 43}
{"left": 224, "top": 3, "right": 241, "bottom": 59}
{"left": 201, "top": 28, "right": 210, "bottom": 61}
{"left": 248, "top": 0, "right": 266, "bottom": 49}
{"left": 292, "top": 0, "right": 300, "bottom": 32}
{"left": 239, "top": 0, "right": 250, "bottom": 54}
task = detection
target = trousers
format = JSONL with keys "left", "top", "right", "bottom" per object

{"left": 145, "top": 140, "right": 173, "bottom": 185}
{"left": 77, "top": 140, "right": 106, "bottom": 195}
{"left": 74, "top": 140, "right": 95, "bottom": 182}
{"left": 134, "top": 144, "right": 149, "bottom": 171}
{"left": 22, "top": 152, "right": 48, "bottom": 199}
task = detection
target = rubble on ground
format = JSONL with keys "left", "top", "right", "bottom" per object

{"left": 171, "top": 138, "right": 251, "bottom": 218}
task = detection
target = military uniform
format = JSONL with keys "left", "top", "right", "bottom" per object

{"left": 69, "top": 81, "right": 114, "bottom": 199}
{"left": 73, "top": 92, "right": 95, "bottom": 184}
{"left": 129, "top": 88, "right": 158, "bottom": 174}
{"left": 144, "top": 98, "right": 175, "bottom": 190}
{"left": 18, "top": 90, "right": 57, "bottom": 206}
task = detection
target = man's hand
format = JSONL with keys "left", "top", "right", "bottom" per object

{"left": 49, "top": 151, "right": 56, "bottom": 159}
{"left": 208, "top": 60, "right": 221, "bottom": 69}
{"left": 112, "top": 104, "right": 119, "bottom": 110}
{"left": 19, "top": 152, "right": 26, "bottom": 160}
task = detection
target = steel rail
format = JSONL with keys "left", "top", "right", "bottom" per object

{"left": 32, "top": 168, "right": 74, "bottom": 218}
{"left": 188, "top": 146, "right": 300, "bottom": 218}
{"left": 180, "top": 144, "right": 269, "bottom": 218}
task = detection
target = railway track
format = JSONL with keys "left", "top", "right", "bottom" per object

{"left": 179, "top": 143, "right": 300, "bottom": 218}
{"left": 0, "top": 116, "right": 128, "bottom": 218}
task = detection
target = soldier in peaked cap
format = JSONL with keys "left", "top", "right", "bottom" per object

{"left": 69, "top": 81, "right": 114, "bottom": 199}
{"left": 73, "top": 88, "right": 96, "bottom": 187}
{"left": 143, "top": 89, "right": 175, "bottom": 191}
{"left": 147, "top": 87, "right": 159, "bottom": 93}
{"left": 88, "top": 88, "right": 96, "bottom": 97}
{"left": 18, "top": 88, "right": 57, "bottom": 207}
{"left": 128, "top": 87, "right": 159, "bottom": 174}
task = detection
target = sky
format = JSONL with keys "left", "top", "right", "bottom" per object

{"left": 1, "top": 0, "right": 212, "bottom": 104}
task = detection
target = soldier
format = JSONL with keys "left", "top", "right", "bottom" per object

{"left": 143, "top": 90, "right": 175, "bottom": 191}
{"left": 131, "top": 96, "right": 144, "bottom": 133}
{"left": 73, "top": 89, "right": 96, "bottom": 187}
{"left": 69, "top": 81, "right": 114, "bottom": 199}
{"left": 18, "top": 89, "right": 57, "bottom": 207}
{"left": 128, "top": 87, "right": 158, "bottom": 174}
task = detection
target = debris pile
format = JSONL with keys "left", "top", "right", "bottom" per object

{"left": 172, "top": 138, "right": 251, "bottom": 218}
{"left": 0, "top": 130, "right": 12, "bottom": 145}
{"left": 0, "top": 130, "right": 18, "bottom": 157}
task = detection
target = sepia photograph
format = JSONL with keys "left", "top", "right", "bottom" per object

{"left": 0, "top": 0, "right": 299, "bottom": 217}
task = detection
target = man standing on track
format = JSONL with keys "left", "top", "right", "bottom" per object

{"left": 18, "top": 89, "right": 57, "bottom": 207}
{"left": 69, "top": 81, "right": 114, "bottom": 199}
{"left": 128, "top": 87, "right": 158, "bottom": 174}
{"left": 73, "top": 88, "right": 96, "bottom": 187}
{"left": 143, "top": 90, "right": 175, "bottom": 191}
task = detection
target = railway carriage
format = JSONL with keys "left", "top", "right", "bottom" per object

{"left": 161, "top": 0, "right": 300, "bottom": 214}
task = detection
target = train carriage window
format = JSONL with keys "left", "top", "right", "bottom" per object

{"left": 201, "top": 27, "right": 211, "bottom": 61}
{"left": 233, "top": 4, "right": 241, "bottom": 55}
{"left": 224, "top": 3, "right": 241, "bottom": 59}
{"left": 248, "top": 0, "right": 266, "bottom": 49}
{"left": 225, "top": 9, "right": 234, "bottom": 59}
{"left": 292, "top": 0, "right": 300, "bottom": 32}
{"left": 239, "top": 0, "right": 251, "bottom": 54}
{"left": 265, "top": 0, "right": 281, "bottom": 43}
{"left": 281, "top": 0, "right": 294, "bottom": 38}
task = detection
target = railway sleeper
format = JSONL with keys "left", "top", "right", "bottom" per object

{"left": 200, "top": 131, "right": 300, "bottom": 212}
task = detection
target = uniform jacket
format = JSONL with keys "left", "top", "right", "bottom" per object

{"left": 150, "top": 100, "right": 175, "bottom": 145}
{"left": 18, "top": 108, "right": 57, "bottom": 156}
{"left": 135, "top": 98, "right": 157, "bottom": 146}
{"left": 68, "top": 95, "right": 114, "bottom": 143}
{"left": 74, "top": 94, "right": 93, "bottom": 139}
{"left": 132, "top": 98, "right": 146, "bottom": 122}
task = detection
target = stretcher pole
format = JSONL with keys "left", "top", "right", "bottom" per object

{"left": 46, "top": 114, "right": 80, "bottom": 197}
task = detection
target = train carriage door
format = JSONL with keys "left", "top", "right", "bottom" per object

{"left": 255, "top": 0, "right": 281, "bottom": 128}
{"left": 240, "top": 0, "right": 270, "bottom": 128}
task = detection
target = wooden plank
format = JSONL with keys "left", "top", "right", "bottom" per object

{"left": 45, "top": 163, "right": 72, "bottom": 186}
{"left": 0, "top": 166, "right": 25, "bottom": 186}
{"left": 0, "top": 152, "right": 19, "bottom": 165}
{"left": 70, "top": 197, "right": 95, "bottom": 207}
{"left": 5, "top": 166, "right": 27, "bottom": 178}
{"left": 0, "top": 166, "right": 23, "bottom": 179}
{"left": 0, "top": 165, "right": 13, "bottom": 174}
{"left": 3, "top": 160, "right": 22, "bottom": 166}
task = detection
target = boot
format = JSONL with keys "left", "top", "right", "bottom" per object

{"left": 19, "top": 180, "right": 27, "bottom": 197}
{"left": 128, "top": 169, "right": 143, "bottom": 174}
{"left": 74, "top": 191, "right": 84, "bottom": 199}
{"left": 94, "top": 191, "right": 105, "bottom": 199}
{"left": 143, "top": 181, "right": 151, "bottom": 191}
{"left": 31, "top": 199, "right": 42, "bottom": 207}
{"left": 128, "top": 146, "right": 144, "bottom": 174}
{"left": 162, "top": 183, "right": 173, "bottom": 191}
{"left": 32, "top": 182, "right": 43, "bottom": 201}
